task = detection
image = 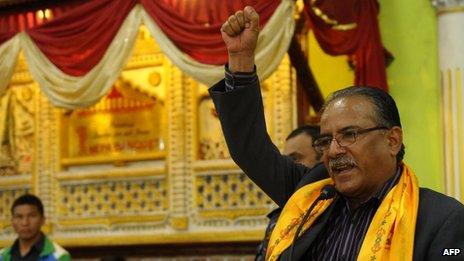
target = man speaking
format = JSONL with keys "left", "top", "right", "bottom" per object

{"left": 209, "top": 6, "right": 464, "bottom": 261}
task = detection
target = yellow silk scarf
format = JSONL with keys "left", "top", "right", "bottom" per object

{"left": 266, "top": 163, "right": 419, "bottom": 261}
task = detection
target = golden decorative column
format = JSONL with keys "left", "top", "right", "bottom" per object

{"left": 35, "top": 84, "right": 55, "bottom": 228}
{"left": 433, "top": 0, "right": 464, "bottom": 201}
{"left": 166, "top": 63, "right": 189, "bottom": 230}
{"left": 267, "top": 56, "right": 295, "bottom": 149}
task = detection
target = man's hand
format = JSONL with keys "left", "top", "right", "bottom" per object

{"left": 221, "top": 6, "right": 259, "bottom": 73}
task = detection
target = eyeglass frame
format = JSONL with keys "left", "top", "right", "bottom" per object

{"left": 312, "top": 126, "right": 389, "bottom": 154}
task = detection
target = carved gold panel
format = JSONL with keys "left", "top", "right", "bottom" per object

{"left": 195, "top": 172, "right": 273, "bottom": 219}
{"left": 59, "top": 81, "right": 167, "bottom": 166}
{"left": 56, "top": 177, "right": 168, "bottom": 226}
{"left": 196, "top": 84, "right": 273, "bottom": 161}
{"left": 0, "top": 187, "right": 30, "bottom": 231}
{"left": 197, "top": 97, "right": 230, "bottom": 160}
{"left": 0, "top": 83, "right": 36, "bottom": 176}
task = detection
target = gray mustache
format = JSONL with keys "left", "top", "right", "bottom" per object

{"left": 329, "top": 156, "right": 357, "bottom": 171}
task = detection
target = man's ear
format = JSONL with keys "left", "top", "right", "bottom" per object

{"left": 387, "top": 126, "right": 403, "bottom": 156}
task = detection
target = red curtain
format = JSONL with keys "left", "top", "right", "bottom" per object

{"left": 140, "top": 0, "right": 280, "bottom": 65}
{"left": 27, "top": 0, "right": 136, "bottom": 76}
{"left": 0, "top": 2, "right": 84, "bottom": 45}
{"left": 0, "top": 0, "right": 281, "bottom": 75}
{"left": 1, "top": 0, "right": 389, "bottom": 90}
{"left": 305, "top": 0, "right": 389, "bottom": 90}
{"left": 0, "top": 11, "right": 49, "bottom": 44}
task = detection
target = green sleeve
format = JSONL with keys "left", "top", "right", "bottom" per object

{"left": 58, "top": 253, "right": 71, "bottom": 261}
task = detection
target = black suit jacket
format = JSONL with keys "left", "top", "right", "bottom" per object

{"left": 209, "top": 79, "right": 464, "bottom": 260}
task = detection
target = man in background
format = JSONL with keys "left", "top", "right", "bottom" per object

{"left": 283, "top": 125, "right": 321, "bottom": 168}
{"left": 0, "top": 194, "right": 71, "bottom": 261}
{"left": 256, "top": 125, "right": 321, "bottom": 260}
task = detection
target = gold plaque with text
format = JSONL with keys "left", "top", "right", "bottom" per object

{"left": 61, "top": 84, "right": 166, "bottom": 166}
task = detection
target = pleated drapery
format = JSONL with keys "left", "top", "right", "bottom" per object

{"left": 0, "top": 0, "right": 294, "bottom": 108}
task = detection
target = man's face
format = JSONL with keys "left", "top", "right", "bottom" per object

{"left": 12, "top": 204, "right": 45, "bottom": 241}
{"left": 319, "top": 96, "right": 400, "bottom": 201}
{"left": 284, "top": 133, "right": 318, "bottom": 168}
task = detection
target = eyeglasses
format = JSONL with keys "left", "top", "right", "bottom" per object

{"left": 313, "top": 126, "right": 389, "bottom": 154}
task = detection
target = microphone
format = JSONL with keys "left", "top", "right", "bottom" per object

{"left": 288, "top": 185, "right": 337, "bottom": 260}
{"left": 319, "top": 185, "right": 337, "bottom": 200}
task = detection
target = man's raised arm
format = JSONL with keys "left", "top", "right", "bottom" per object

{"left": 208, "top": 7, "right": 317, "bottom": 207}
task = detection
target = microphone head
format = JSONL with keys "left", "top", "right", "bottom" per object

{"left": 319, "top": 185, "right": 337, "bottom": 199}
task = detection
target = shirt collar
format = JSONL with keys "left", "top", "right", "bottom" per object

{"left": 11, "top": 232, "right": 45, "bottom": 256}
{"left": 33, "top": 233, "right": 45, "bottom": 254}
{"left": 373, "top": 166, "right": 402, "bottom": 201}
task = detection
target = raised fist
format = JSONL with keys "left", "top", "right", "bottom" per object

{"left": 220, "top": 6, "right": 259, "bottom": 73}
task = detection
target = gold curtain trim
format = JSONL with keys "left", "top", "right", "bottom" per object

{"left": 310, "top": 1, "right": 357, "bottom": 31}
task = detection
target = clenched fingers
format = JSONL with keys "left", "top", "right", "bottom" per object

{"left": 220, "top": 6, "right": 259, "bottom": 37}
{"left": 227, "top": 14, "right": 243, "bottom": 35}
{"left": 235, "top": 10, "right": 246, "bottom": 29}
{"left": 244, "top": 6, "right": 259, "bottom": 31}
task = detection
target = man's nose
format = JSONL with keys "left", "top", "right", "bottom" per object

{"left": 327, "top": 138, "right": 346, "bottom": 156}
{"left": 20, "top": 217, "right": 29, "bottom": 225}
